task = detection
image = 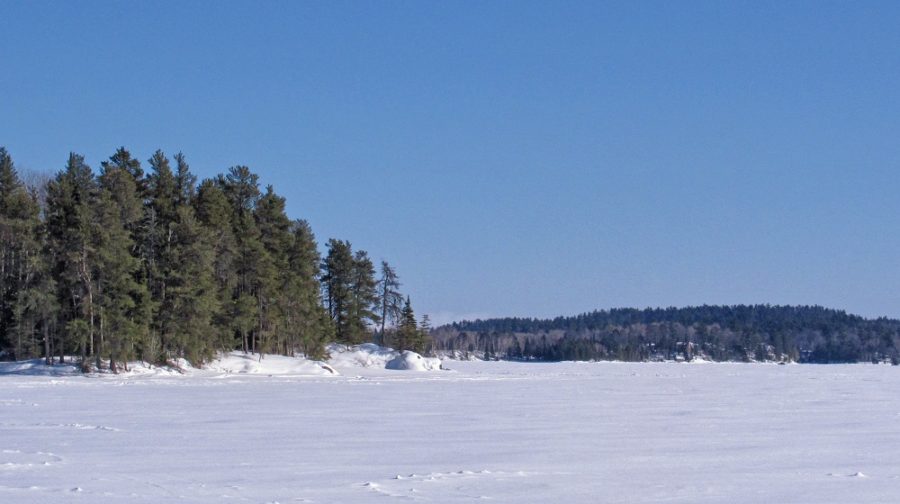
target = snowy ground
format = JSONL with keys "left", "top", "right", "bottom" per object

{"left": 1, "top": 357, "right": 899, "bottom": 503}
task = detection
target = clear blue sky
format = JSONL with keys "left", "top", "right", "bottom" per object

{"left": 2, "top": 1, "right": 900, "bottom": 323}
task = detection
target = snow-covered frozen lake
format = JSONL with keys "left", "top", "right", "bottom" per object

{"left": 1, "top": 359, "right": 898, "bottom": 503}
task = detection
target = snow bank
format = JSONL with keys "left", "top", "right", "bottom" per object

{"left": 386, "top": 351, "right": 443, "bottom": 371}
{"left": 0, "top": 344, "right": 442, "bottom": 378}
{"left": 0, "top": 352, "right": 337, "bottom": 378}
{"left": 203, "top": 352, "right": 337, "bottom": 376}
{"left": 328, "top": 344, "right": 443, "bottom": 372}
{"left": 328, "top": 343, "right": 398, "bottom": 369}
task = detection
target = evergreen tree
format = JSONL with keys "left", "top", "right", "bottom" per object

{"left": 0, "top": 148, "right": 49, "bottom": 359}
{"left": 1, "top": 147, "right": 413, "bottom": 369}
{"left": 348, "top": 249, "right": 379, "bottom": 344}
{"left": 322, "top": 239, "right": 354, "bottom": 343}
{"left": 45, "top": 153, "right": 98, "bottom": 365}
{"left": 222, "top": 166, "right": 272, "bottom": 354}
{"left": 283, "top": 220, "right": 331, "bottom": 359}
{"left": 394, "top": 296, "right": 424, "bottom": 352}
{"left": 173, "top": 153, "right": 197, "bottom": 207}
{"left": 194, "top": 179, "right": 237, "bottom": 350}
{"left": 377, "top": 260, "right": 402, "bottom": 345}
{"left": 96, "top": 151, "right": 152, "bottom": 371}
{"left": 254, "top": 185, "right": 292, "bottom": 355}
{"left": 419, "top": 313, "right": 433, "bottom": 354}
{"left": 157, "top": 206, "right": 219, "bottom": 364}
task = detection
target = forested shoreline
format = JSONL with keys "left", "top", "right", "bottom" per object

{"left": 0, "top": 147, "right": 429, "bottom": 371}
{"left": 433, "top": 305, "right": 900, "bottom": 364}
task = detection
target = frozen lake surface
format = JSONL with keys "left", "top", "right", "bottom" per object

{"left": 1, "top": 359, "right": 898, "bottom": 503}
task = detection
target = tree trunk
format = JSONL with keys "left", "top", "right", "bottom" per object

{"left": 43, "top": 319, "right": 50, "bottom": 365}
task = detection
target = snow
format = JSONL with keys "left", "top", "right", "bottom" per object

{"left": 326, "top": 343, "right": 402, "bottom": 370}
{"left": 2, "top": 359, "right": 900, "bottom": 502}
{"left": 385, "top": 350, "right": 443, "bottom": 371}
{"left": 0, "top": 345, "right": 439, "bottom": 379}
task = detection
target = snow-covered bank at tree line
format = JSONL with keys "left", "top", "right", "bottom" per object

{"left": 0, "top": 343, "right": 443, "bottom": 378}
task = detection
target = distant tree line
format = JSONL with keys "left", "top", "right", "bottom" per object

{"left": 0, "top": 147, "right": 430, "bottom": 371}
{"left": 432, "top": 305, "right": 900, "bottom": 364}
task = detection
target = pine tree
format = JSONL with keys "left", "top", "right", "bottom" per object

{"left": 377, "top": 260, "right": 402, "bottom": 345}
{"left": 2, "top": 148, "right": 418, "bottom": 368}
{"left": 419, "top": 313, "right": 433, "bottom": 354}
{"left": 0, "top": 148, "right": 48, "bottom": 360}
{"left": 96, "top": 152, "right": 152, "bottom": 371}
{"left": 282, "top": 220, "right": 331, "bottom": 359}
{"left": 394, "top": 296, "right": 420, "bottom": 352}
{"left": 45, "top": 153, "right": 98, "bottom": 366}
{"left": 194, "top": 179, "right": 237, "bottom": 350}
{"left": 348, "top": 249, "right": 379, "bottom": 344}
{"left": 173, "top": 153, "right": 196, "bottom": 207}
{"left": 158, "top": 206, "right": 219, "bottom": 364}
{"left": 222, "top": 166, "right": 273, "bottom": 354}
{"left": 322, "top": 239, "right": 354, "bottom": 343}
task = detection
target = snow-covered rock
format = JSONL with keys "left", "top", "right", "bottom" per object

{"left": 385, "top": 350, "right": 443, "bottom": 371}
{"left": 327, "top": 343, "right": 398, "bottom": 369}
{"left": 328, "top": 344, "right": 443, "bottom": 372}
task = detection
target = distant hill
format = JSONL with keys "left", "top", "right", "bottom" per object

{"left": 431, "top": 305, "right": 900, "bottom": 364}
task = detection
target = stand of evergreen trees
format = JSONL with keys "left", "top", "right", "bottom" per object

{"left": 0, "top": 147, "right": 430, "bottom": 370}
{"left": 433, "top": 305, "right": 900, "bottom": 364}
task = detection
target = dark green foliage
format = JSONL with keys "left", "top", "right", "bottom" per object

{"left": 0, "top": 148, "right": 53, "bottom": 360}
{"left": 45, "top": 153, "right": 98, "bottom": 362}
{"left": 322, "top": 240, "right": 380, "bottom": 345}
{"left": 0, "top": 147, "right": 406, "bottom": 369}
{"left": 348, "top": 250, "right": 380, "bottom": 344}
{"left": 393, "top": 296, "right": 426, "bottom": 353}
{"left": 281, "top": 220, "right": 331, "bottom": 359}
{"left": 433, "top": 305, "right": 900, "bottom": 363}
{"left": 147, "top": 204, "right": 220, "bottom": 364}
{"left": 388, "top": 296, "right": 431, "bottom": 354}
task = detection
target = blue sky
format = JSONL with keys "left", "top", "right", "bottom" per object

{"left": 2, "top": 1, "right": 900, "bottom": 323}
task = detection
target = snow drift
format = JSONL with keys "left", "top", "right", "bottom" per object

{"left": 327, "top": 343, "right": 442, "bottom": 371}
{"left": 386, "top": 350, "right": 443, "bottom": 371}
{"left": 0, "top": 344, "right": 442, "bottom": 377}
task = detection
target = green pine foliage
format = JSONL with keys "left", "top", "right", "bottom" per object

{"left": 0, "top": 147, "right": 413, "bottom": 370}
{"left": 0, "top": 148, "right": 51, "bottom": 360}
{"left": 391, "top": 296, "right": 428, "bottom": 353}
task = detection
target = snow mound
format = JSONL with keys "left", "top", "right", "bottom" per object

{"left": 328, "top": 344, "right": 443, "bottom": 372}
{"left": 203, "top": 352, "right": 337, "bottom": 376}
{"left": 328, "top": 343, "right": 399, "bottom": 369}
{"left": 386, "top": 351, "right": 443, "bottom": 371}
